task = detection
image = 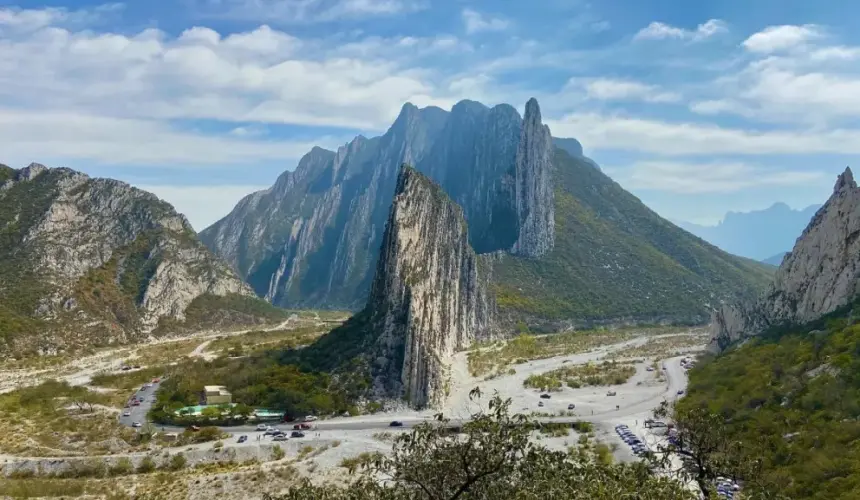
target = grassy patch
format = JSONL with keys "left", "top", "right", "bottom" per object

{"left": 524, "top": 360, "right": 637, "bottom": 391}
{"left": 611, "top": 331, "right": 709, "bottom": 359}
{"left": 208, "top": 325, "right": 331, "bottom": 357}
{"left": 0, "top": 380, "right": 139, "bottom": 457}
{"left": 468, "top": 326, "right": 683, "bottom": 376}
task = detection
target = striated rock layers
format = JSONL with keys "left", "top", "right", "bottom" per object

{"left": 711, "top": 167, "right": 860, "bottom": 349}
{"left": 0, "top": 163, "right": 255, "bottom": 353}
{"left": 365, "top": 165, "right": 495, "bottom": 408}
{"left": 200, "top": 98, "right": 555, "bottom": 310}
{"left": 511, "top": 98, "right": 555, "bottom": 257}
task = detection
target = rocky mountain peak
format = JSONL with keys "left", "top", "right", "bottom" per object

{"left": 511, "top": 97, "right": 555, "bottom": 258}
{"left": 18, "top": 162, "right": 48, "bottom": 181}
{"left": 711, "top": 167, "right": 860, "bottom": 349}
{"left": 835, "top": 166, "right": 855, "bottom": 193}
{"left": 366, "top": 164, "right": 495, "bottom": 407}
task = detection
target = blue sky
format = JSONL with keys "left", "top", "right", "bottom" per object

{"left": 0, "top": 0, "right": 857, "bottom": 230}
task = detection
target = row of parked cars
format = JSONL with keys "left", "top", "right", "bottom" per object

{"left": 615, "top": 424, "right": 649, "bottom": 456}
{"left": 715, "top": 476, "right": 740, "bottom": 498}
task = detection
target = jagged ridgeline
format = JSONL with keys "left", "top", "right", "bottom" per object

{"left": 711, "top": 167, "right": 860, "bottom": 350}
{"left": 202, "top": 98, "right": 773, "bottom": 328}
{"left": 0, "top": 164, "right": 290, "bottom": 356}
{"left": 295, "top": 165, "right": 494, "bottom": 407}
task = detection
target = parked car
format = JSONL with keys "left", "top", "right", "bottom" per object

{"left": 293, "top": 423, "right": 311, "bottom": 430}
{"left": 291, "top": 431, "right": 305, "bottom": 438}
{"left": 238, "top": 435, "right": 248, "bottom": 443}
{"left": 273, "top": 434, "right": 288, "bottom": 441}
{"left": 606, "top": 391, "right": 617, "bottom": 396}
{"left": 389, "top": 421, "right": 404, "bottom": 427}
{"left": 304, "top": 416, "right": 318, "bottom": 422}
{"left": 646, "top": 367, "right": 655, "bottom": 372}
{"left": 264, "top": 428, "right": 281, "bottom": 436}
{"left": 539, "top": 393, "right": 551, "bottom": 399}
{"left": 132, "top": 422, "right": 141, "bottom": 428}
{"left": 131, "top": 401, "right": 140, "bottom": 406}
{"left": 567, "top": 404, "right": 575, "bottom": 410}
{"left": 132, "top": 365, "right": 140, "bottom": 369}
{"left": 538, "top": 402, "right": 544, "bottom": 407}
{"left": 152, "top": 378, "right": 160, "bottom": 383}
{"left": 122, "top": 411, "right": 131, "bottom": 417}
{"left": 677, "top": 390, "right": 685, "bottom": 395}
{"left": 256, "top": 424, "right": 268, "bottom": 431}
{"left": 121, "top": 365, "right": 130, "bottom": 371}
{"left": 190, "top": 425, "right": 200, "bottom": 431}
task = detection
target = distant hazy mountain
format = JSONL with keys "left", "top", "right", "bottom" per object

{"left": 761, "top": 253, "right": 787, "bottom": 266}
{"left": 678, "top": 203, "right": 821, "bottom": 261}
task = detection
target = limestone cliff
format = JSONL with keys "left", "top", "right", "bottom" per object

{"left": 511, "top": 98, "right": 555, "bottom": 258}
{"left": 367, "top": 165, "right": 494, "bottom": 407}
{"left": 711, "top": 167, "right": 860, "bottom": 348}
{"left": 0, "top": 163, "right": 270, "bottom": 356}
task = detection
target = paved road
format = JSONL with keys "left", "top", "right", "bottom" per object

{"left": 118, "top": 379, "right": 163, "bottom": 428}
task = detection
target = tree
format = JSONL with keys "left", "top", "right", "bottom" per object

{"left": 264, "top": 392, "right": 694, "bottom": 500}
{"left": 650, "top": 401, "right": 781, "bottom": 500}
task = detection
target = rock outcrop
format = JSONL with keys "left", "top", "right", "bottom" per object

{"left": 366, "top": 165, "right": 495, "bottom": 407}
{"left": 511, "top": 98, "right": 555, "bottom": 258}
{"left": 711, "top": 167, "right": 860, "bottom": 348}
{"left": 0, "top": 163, "right": 261, "bottom": 355}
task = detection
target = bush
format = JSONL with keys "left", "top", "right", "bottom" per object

{"left": 167, "top": 453, "right": 187, "bottom": 471}
{"left": 136, "top": 456, "right": 156, "bottom": 474}
{"left": 272, "top": 444, "right": 285, "bottom": 460}
{"left": 109, "top": 458, "right": 133, "bottom": 476}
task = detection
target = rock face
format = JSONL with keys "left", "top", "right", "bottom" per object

{"left": 362, "top": 166, "right": 494, "bottom": 407}
{"left": 0, "top": 163, "right": 257, "bottom": 354}
{"left": 201, "top": 98, "right": 553, "bottom": 308}
{"left": 711, "top": 168, "right": 860, "bottom": 348}
{"left": 511, "top": 98, "right": 555, "bottom": 258}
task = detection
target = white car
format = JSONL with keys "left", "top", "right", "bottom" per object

{"left": 305, "top": 415, "right": 318, "bottom": 422}
{"left": 256, "top": 424, "right": 267, "bottom": 431}
{"left": 122, "top": 411, "right": 131, "bottom": 417}
{"left": 132, "top": 422, "right": 142, "bottom": 428}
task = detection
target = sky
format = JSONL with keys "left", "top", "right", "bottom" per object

{"left": 0, "top": 0, "right": 858, "bottom": 230}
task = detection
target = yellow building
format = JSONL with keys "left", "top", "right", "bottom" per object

{"left": 203, "top": 385, "right": 232, "bottom": 405}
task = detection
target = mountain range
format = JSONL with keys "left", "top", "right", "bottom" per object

{"left": 201, "top": 97, "right": 774, "bottom": 330}
{"left": 0, "top": 163, "right": 288, "bottom": 357}
{"left": 678, "top": 203, "right": 821, "bottom": 262}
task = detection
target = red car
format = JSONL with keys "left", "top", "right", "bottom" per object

{"left": 152, "top": 378, "right": 160, "bottom": 383}
{"left": 131, "top": 400, "right": 140, "bottom": 406}
{"left": 293, "top": 423, "right": 311, "bottom": 430}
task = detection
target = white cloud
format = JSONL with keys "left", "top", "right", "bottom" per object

{"left": 0, "top": 108, "right": 349, "bottom": 167}
{"left": 742, "top": 25, "right": 821, "bottom": 54}
{"left": 0, "top": 17, "right": 462, "bottom": 132}
{"left": 546, "top": 112, "right": 860, "bottom": 156}
{"left": 634, "top": 19, "right": 727, "bottom": 41}
{"left": 462, "top": 8, "right": 509, "bottom": 34}
{"left": 569, "top": 78, "right": 681, "bottom": 103}
{"left": 612, "top": 161, "right": 826, "bottom": 194}
{"left": 200, "top": 0, "right": 424, "bottom": 23}
{"left": 137, "top": 184, "right": 269, "bottom": 231}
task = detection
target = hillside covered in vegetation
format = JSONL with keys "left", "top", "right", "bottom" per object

{"left": 680, "top": 301, "right": 860, "bottom": 499}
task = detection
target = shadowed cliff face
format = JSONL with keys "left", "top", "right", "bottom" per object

{"left": 367, "top": 165, "right": 495, "bottom": 408}
{"left": 711, "top": 167, "right": 860, "bottom": 348}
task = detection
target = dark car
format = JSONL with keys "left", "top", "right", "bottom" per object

{"left": 238, "top": 435, "right": 248, "bottom": 443}
{"left": 567, "top": 404, "right": 575, "bottom": 410}
{"left": 677, "top": 390, "right": 685, "bottom": 395}
{"left": 291, "top": 431, "right": 305, "bottom": 438}
{"left": 539, "top": 394, "right": 551, "bottom": 399}
{"left": 389, "top": 421, "right": 404, "bottom": 427}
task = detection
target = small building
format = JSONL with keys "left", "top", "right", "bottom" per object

{"left": 203, "top": 385, "right": 232, "bottom": 405}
